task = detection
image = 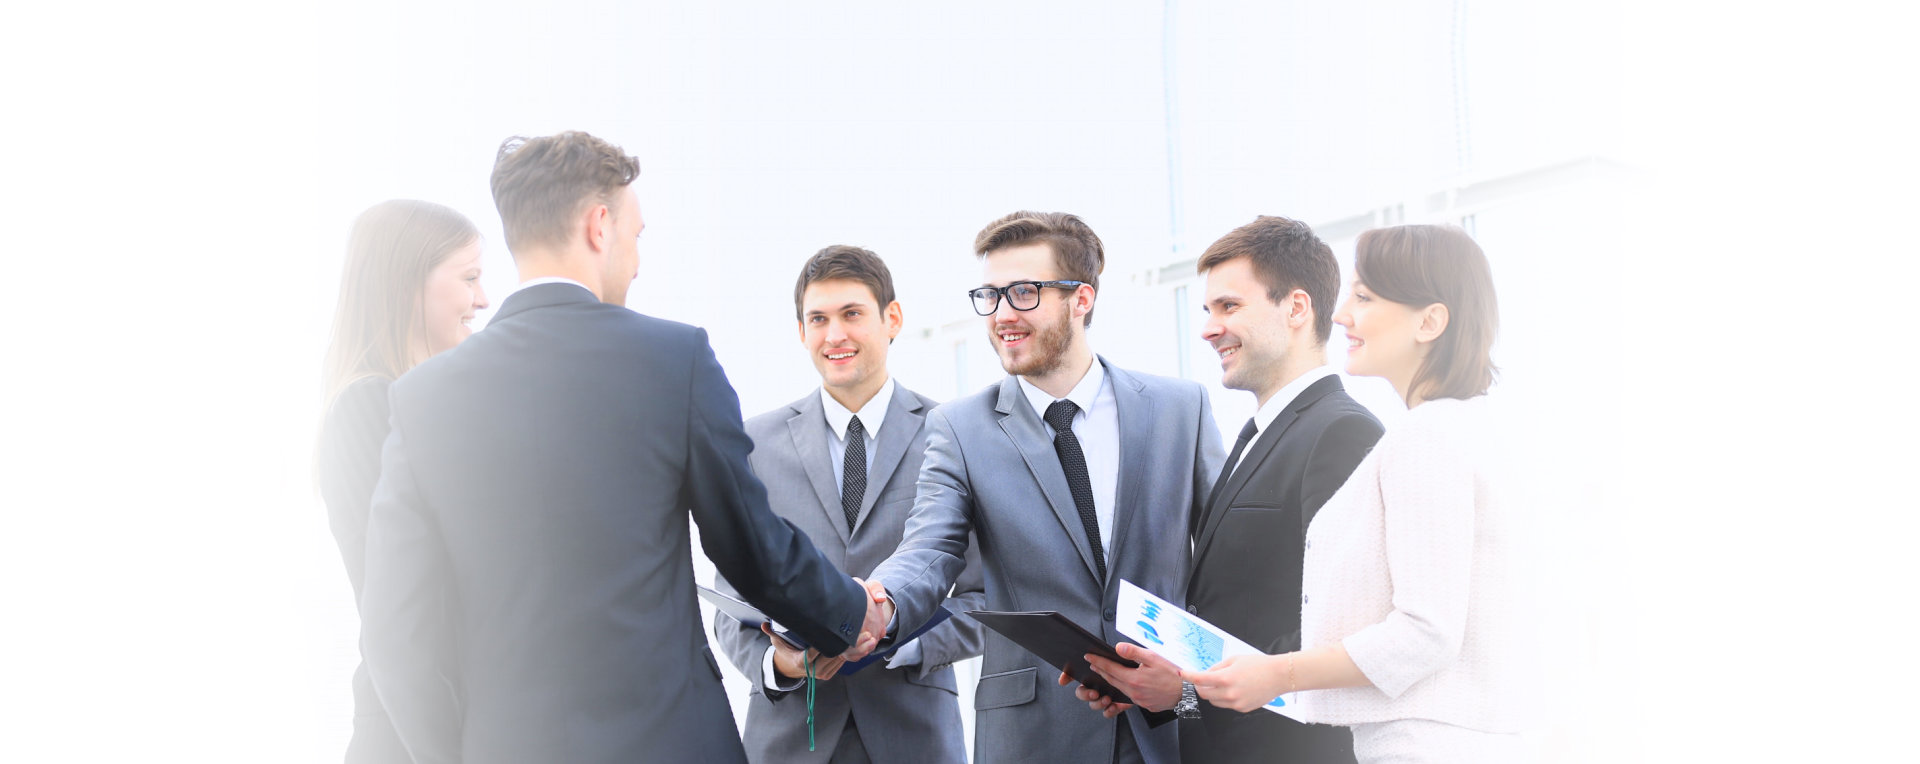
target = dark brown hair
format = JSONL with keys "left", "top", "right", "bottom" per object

{"left": 1354, "top": 224, "right": 1499, "bottom": 402}
{"left": 973, "top": 211, "right": 1105, "bottom": 327}
{"left": 793, "top": 244, "right": 897, "bottom": 320}
{"left": 1196, "top": 215, "right": 1340, "bottom": 346}
{"left": 489, "top": 131, "right": 640, "bottom": 254}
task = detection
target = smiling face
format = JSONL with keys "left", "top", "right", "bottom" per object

{"left": 420, "top": 239, "right": 488, "bottom": 356}
{"left": 1200, "top": 258, "right": 1295, "bottom": 403}
{"left": 980, "top": 243, "right": 1085, "bottom": 379}
{"left": 800, "top": 278, "right": 901, "bottom": 406}
{"left": 1332, "top": 279, "right": 1427, "bottom": 386}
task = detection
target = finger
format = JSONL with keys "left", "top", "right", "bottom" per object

{"left": 1057, "top": 671, "right": 1073, "bottom": 687}
{"left": 1104, "top": 702, "right": 1133, "bottom": 719}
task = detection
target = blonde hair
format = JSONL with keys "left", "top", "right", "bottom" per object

{"left": 321, "top": 199, "right": 479, "bottom": 408}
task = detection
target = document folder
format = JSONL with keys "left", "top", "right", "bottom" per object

{"left": 967, "top": 610, "right": 1137, "bottom": 705}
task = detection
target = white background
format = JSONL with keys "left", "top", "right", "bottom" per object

{"left": 4, "top": 1, "right": 1917, "bottom": 761}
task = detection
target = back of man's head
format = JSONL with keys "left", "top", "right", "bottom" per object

{"left": 972, "top": 210, "right": 1105, "bottom": 327}
{"left": 1197, "top": 215, "right": 1339, "bottom": 346}
{"left": 490, "top": 131, "right": 640, "bottom": 256}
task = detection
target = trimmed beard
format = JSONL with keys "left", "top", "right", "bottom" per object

{"left": 995, "top": 306, "right": 1075, "bottom": 378}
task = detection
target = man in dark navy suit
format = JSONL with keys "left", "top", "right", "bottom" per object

{"left": 359, "top": 131, "right": 889, "bottom": 764}
{"left": 1077, "top": 216, "right": 1383, "bottom": 763}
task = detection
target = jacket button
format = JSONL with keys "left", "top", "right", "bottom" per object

{"left": 1104, "top": 608, "right": 1116, "bottom": 622}
{"left": 1186, "top": 604, "right": 1197, "bottom": 614}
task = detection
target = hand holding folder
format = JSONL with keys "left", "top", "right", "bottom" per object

{"left": 966, "top": 610, "right": 1139, "bottom": 705}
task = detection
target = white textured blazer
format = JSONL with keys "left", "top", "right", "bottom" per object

{"left": 1296, "top": 395, "right": 1533, "bottom": 733}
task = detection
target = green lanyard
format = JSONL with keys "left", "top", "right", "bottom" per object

{"left": 804, "top": 653, "right": 818, "bottom": 751}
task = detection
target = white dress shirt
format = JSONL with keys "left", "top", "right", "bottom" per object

{"left": 820, "top": 377, "right": 895, "bottom": 494}
{"left": 1017, "top": 359, "right": 1119, "bottom": 554}
{"left": 1231, "top": 365, "right": 1338, "bottom": 474}
{"left": 511, "top": 275, "right": 594, "bottom": 298}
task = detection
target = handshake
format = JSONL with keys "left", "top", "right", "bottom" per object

{"left": 770, "top": 577, "right": 894, "bottom": 681}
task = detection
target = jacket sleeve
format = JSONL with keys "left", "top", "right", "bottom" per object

{"left": 897, "top": 528, "right": 988, "bottom": 678}
{"left": 867, "top": 407, "right": 975, "bottom": 642}
{"left": 682, "top": 327, "right": 869, "bottom": 656}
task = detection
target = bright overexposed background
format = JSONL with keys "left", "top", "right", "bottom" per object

{"left": 6, "top": 1, "right": 1917, "bottom": 762}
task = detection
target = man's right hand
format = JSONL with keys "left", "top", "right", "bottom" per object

{"left": 842, "top": 577, "right": 893, "bottom": 661}
{"left": 765, "top": 623, "right": 846, "bottom": 681}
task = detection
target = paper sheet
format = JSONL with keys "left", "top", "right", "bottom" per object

{"left": 1114, "top": 579, "right": 1301, "bottom": 719}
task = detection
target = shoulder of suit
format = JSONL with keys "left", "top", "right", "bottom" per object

{"left": 1114, "top": 364, "right": 1207, "bottom": 400}
{"left": 324, "top": 375, "right": 392, "bottom": 432}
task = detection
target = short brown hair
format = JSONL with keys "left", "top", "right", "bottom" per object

{"left": 793, "top": 245, "right": 897, "bottom": 320}
{"left": 489, "top": 131, "right": 640, "bottom": 254}
{"left": 973, "top": 211, "right": 1105, "bottom": 327}
{"left": 1196, "top": 215, "right": 1340, "bottom": 346}
{"left": 1354, "top": 224, "right": 1500, "bottom": 402}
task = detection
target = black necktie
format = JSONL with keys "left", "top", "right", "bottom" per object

{"left": 841, "top": 415, "right": 866, "bottom": 532}
{"left": 1204, "top": 418, "right": 1260, "bottom": 521}
{"left": 1043, "top": 400, "right": 1106, "bottom": 581}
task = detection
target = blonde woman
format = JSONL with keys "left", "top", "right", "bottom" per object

{"left": 317, "top": 199, "right": 487, "bottom": 763}
{"left": 1184, "top": 225, "right": 1526, "bottom": 762}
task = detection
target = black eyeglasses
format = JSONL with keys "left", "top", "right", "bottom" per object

{"left": 967, "top": 280, "right": 1087, "bottom": 316}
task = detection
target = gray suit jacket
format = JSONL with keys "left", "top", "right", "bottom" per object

{"left": 870, "top": 358, "right": 1226, "bottom": 764}
{"left": 713, "top": 383, "right": 987, "bottom": 764}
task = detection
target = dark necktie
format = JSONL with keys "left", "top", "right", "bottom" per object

{"left": 841, "top": 415, "right": 866, "bottom": 532}
{"left": 1204, "top": 418, "right": 1260, "bottom": 523}
{"left": 1043, "top": 400, "right": 1106, "bottom": 581}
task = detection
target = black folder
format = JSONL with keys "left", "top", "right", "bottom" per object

{"left": 968, "top": 610, "right": 1138, "bottom": 705}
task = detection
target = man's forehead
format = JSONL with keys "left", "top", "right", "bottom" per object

{"left": 802, "top": 279, "right": 882, "bottom": 312}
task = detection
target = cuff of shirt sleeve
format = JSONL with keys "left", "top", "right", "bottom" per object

{"left": 763, "top": 646, "right": 805, "bottom": 693}
{"left": 884, "top": 639, "right": 921, "bottom": 670}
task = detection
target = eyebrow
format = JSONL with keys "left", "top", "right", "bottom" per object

{"left": 805, "top": 302, "right": 869, "bottom": 317}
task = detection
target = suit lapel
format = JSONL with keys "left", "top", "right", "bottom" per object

{"left": 852, "top": 386, "right": 926, "bottom": 534}
{"left": 1105, "top": 360, "right": 1151, "bottom": 586}
{"left": 1192, "top": 375, "right": 1343, "bottom": 567}
{"left": 786, "top": 393, "right": 852, "bottom": 545}
{"left": 995, "top": 376, "right": 1102, "bottom": 584}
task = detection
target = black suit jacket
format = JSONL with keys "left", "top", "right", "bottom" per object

{"left": 1183, "top": 375, "right": 1382, "bottom": 764}
{"left": 359, "top": 283, "right": 870, "bottom": 764}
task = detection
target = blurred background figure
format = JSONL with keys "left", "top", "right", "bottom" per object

{"left": 316, "top": 199, "right": 487, "bottom": 764}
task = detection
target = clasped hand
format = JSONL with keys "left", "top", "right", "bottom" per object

{"left": 769, "top": 577, "right": 892, "bottom": 679}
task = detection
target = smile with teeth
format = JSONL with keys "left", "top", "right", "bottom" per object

{"left": 826, "top": 350, "right": 857, "bottom": 360}
{"left": 998, "top": 331, "right": 1029, "bottom": 343}
{"left": 1217, "top": 346, "right": 1238, "bottom": 359}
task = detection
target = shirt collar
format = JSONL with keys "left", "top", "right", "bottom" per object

{"left": 1017, "top": 356, "right": 1107, "bottom": 425}
{"left": 512, "top": 276, "right": 594, "bottom": 298}
{"left": 821, "top": 377, "right": 896, "bottom": 440}
{"left": 1251, "top": 366, "right": 1338, "bottom": 435}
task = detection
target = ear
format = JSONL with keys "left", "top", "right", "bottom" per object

{"left": 883, "top": 300, "right": 904, "bottom": 341}
{"left": 1072, "top": 283, "right": 1096, "bottom": 321}
{"left": 1286, "top": 289, "right": 1313, "bottom": 332}
{"left": 1415, "top": 302, "right": 1450, "bottom": 344}
{"left": 584, "top": 202, "right": 613, "bottom": 254}
{"left": 796, "top": 318, "right": 807, "bottom": 344}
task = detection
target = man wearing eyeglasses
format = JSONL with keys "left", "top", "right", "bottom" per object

{"left": 865, "top": 211, "right": 1226, "bottom": 764}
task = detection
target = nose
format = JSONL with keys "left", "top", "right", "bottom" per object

{"left": 1332, "top": 300, "right": 1352, "bottom": 328}
{"left": 1200, "top": 312, "right": 1223, "bottom": 342}
{"left": 825, "top": 318, "right": 850, "bottom": 344}
{"left": 474, "top": 280, "right": 490, "bottom": 310}
{"left": 992, "top": 296, "right": 1022, "bottom": 324}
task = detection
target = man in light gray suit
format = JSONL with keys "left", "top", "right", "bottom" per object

{"left": 867, "top": 212, "right": 1226, "bottom": 764}
{"left": 713, "top": 245, "right": 986, "bottom": 764}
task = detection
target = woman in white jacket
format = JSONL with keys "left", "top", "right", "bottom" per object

{"left": 1184, "top": 224, "right": 1527, "bottom": 763}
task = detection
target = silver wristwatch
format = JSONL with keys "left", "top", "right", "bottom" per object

{"left": 1175, "top": 681, "right": 1201, "bottom": 719}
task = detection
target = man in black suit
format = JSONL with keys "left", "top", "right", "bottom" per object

{"left": 358, "top": 131, "right": 888, "bottom": 764}
{"left": 1080, "top": 216, "right": 1382, "bottom": 762}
